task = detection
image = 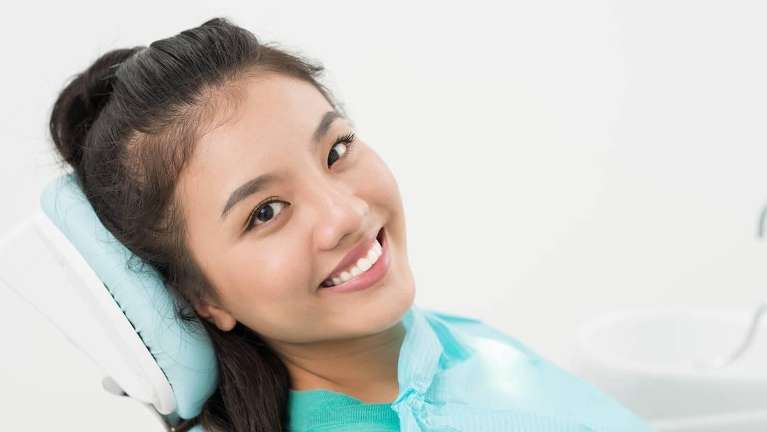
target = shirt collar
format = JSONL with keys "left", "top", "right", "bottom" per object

{"left": 392, "top": 304, "right": 446, "bottom": 404}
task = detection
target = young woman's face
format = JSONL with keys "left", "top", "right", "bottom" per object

{"left": 178, "top": 72, "right": 415, "bottom": 344}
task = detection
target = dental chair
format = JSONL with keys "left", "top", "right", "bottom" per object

{"left": 568, "top": 206, "right": 767, "bottom": 432}
{"left": 569, "top": 306, "right": 767, "bottom": 432}
{"left": 0, "top": 172, "right": 217, "bottom": 432}
{"left": 569, "top": 207, "right": 767, "bottom": 432}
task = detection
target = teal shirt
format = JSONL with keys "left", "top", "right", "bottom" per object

{"left": 287, "top": 305, "right": 652, "bottom": 432}
{"left": 288, "top": 390, "right": 398, "bottom": 431}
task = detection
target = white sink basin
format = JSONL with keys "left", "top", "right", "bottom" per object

{"left": 568, "top": 307, "right": 767, "bottom": 431}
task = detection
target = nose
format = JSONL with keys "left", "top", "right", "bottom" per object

{"left": 311, "top": 179, "right": 370, "bottom": 251}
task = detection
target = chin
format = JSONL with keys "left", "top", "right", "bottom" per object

{"left": 337, "top": 284, "right": 415, "bottom": 338}
{"left": 373, "top": 276, "right": 416, "bottom": 332}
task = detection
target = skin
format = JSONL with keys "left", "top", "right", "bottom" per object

{"left": 177, "top": 71, "right": 416, "bottom": 403}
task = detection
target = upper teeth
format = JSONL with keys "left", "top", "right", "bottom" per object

{"left": 327, "top": 239, "right": 383, "bottom": 286}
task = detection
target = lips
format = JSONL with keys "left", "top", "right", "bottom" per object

{"left": 319, "top": 227, "right": 384, "bottom": 288}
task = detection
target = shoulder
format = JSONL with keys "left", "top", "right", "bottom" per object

{"left": 417, "top": 307, "right": 544, "bottom": 361}
{"left": 413, "top": 307, "right": 652, "bottom": 431}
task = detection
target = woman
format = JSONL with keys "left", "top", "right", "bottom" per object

{"left": 49, "top": 17, "right": 651, "bottom": 432}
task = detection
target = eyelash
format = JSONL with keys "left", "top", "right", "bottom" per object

{"left": 329, "top": 132, "right": 356, "bottom": 167}
{"left": 243, "top": 132, "right": 357, "bottom": 232}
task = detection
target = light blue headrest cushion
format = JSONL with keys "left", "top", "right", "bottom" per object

{"left": 40, "top": 173, "right": 217, "bottom": 420}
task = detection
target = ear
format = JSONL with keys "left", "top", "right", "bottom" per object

{"left": 194, "top": 300, "right": 237, "bottom": 332}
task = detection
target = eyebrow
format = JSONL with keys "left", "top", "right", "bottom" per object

{"left": 220, "top": 110, "right": 344, "bottom": 221}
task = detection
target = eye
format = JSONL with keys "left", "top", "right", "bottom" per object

{"left": 245, "top": 199, "right": 289, "bottom": 232}
{"left": 327, "top": 132, "right": 356, "bottom": 168}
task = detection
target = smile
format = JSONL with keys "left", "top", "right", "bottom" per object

{"left": 318, "top": 227, "right": 390, "bottom": 293}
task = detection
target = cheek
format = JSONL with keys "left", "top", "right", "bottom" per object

{"left": 217, "top": 240, "right": 308, "bottom": 304}
{"left": 358, "top": 148, "right": 401, "bottom": 202}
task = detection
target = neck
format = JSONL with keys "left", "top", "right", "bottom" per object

{"left": 269, "top": 321, "right": 406, "bottom": 404}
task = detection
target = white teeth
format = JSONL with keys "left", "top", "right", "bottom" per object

{"left": 340, "top": 271, "right": 352, "bottom": 283}
{"left": 357, "top": 257, "right": 373, "bottom": 272}
{"left": 325, "top": 239, "right": 383, "bottom": 287}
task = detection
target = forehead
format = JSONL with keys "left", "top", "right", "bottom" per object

{"left": 190, "top": 72, "right": 333, "bottom": 168}
{"left": 203, "top": 72, "right": 332, "bottom": 149}
{"left": 178, "top": 72, "right": 336, "bottom": 219}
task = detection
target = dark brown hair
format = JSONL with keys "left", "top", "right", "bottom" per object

{"left": 49, "top": 17, "right": 344, "bottom": 432}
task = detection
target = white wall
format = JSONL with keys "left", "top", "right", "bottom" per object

{"left": 1, "top": 1, "right": 766, "bottom": 430}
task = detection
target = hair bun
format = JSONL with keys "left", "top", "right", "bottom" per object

{"left": 49, "top": 47, "right": 143, "bottom": 169}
